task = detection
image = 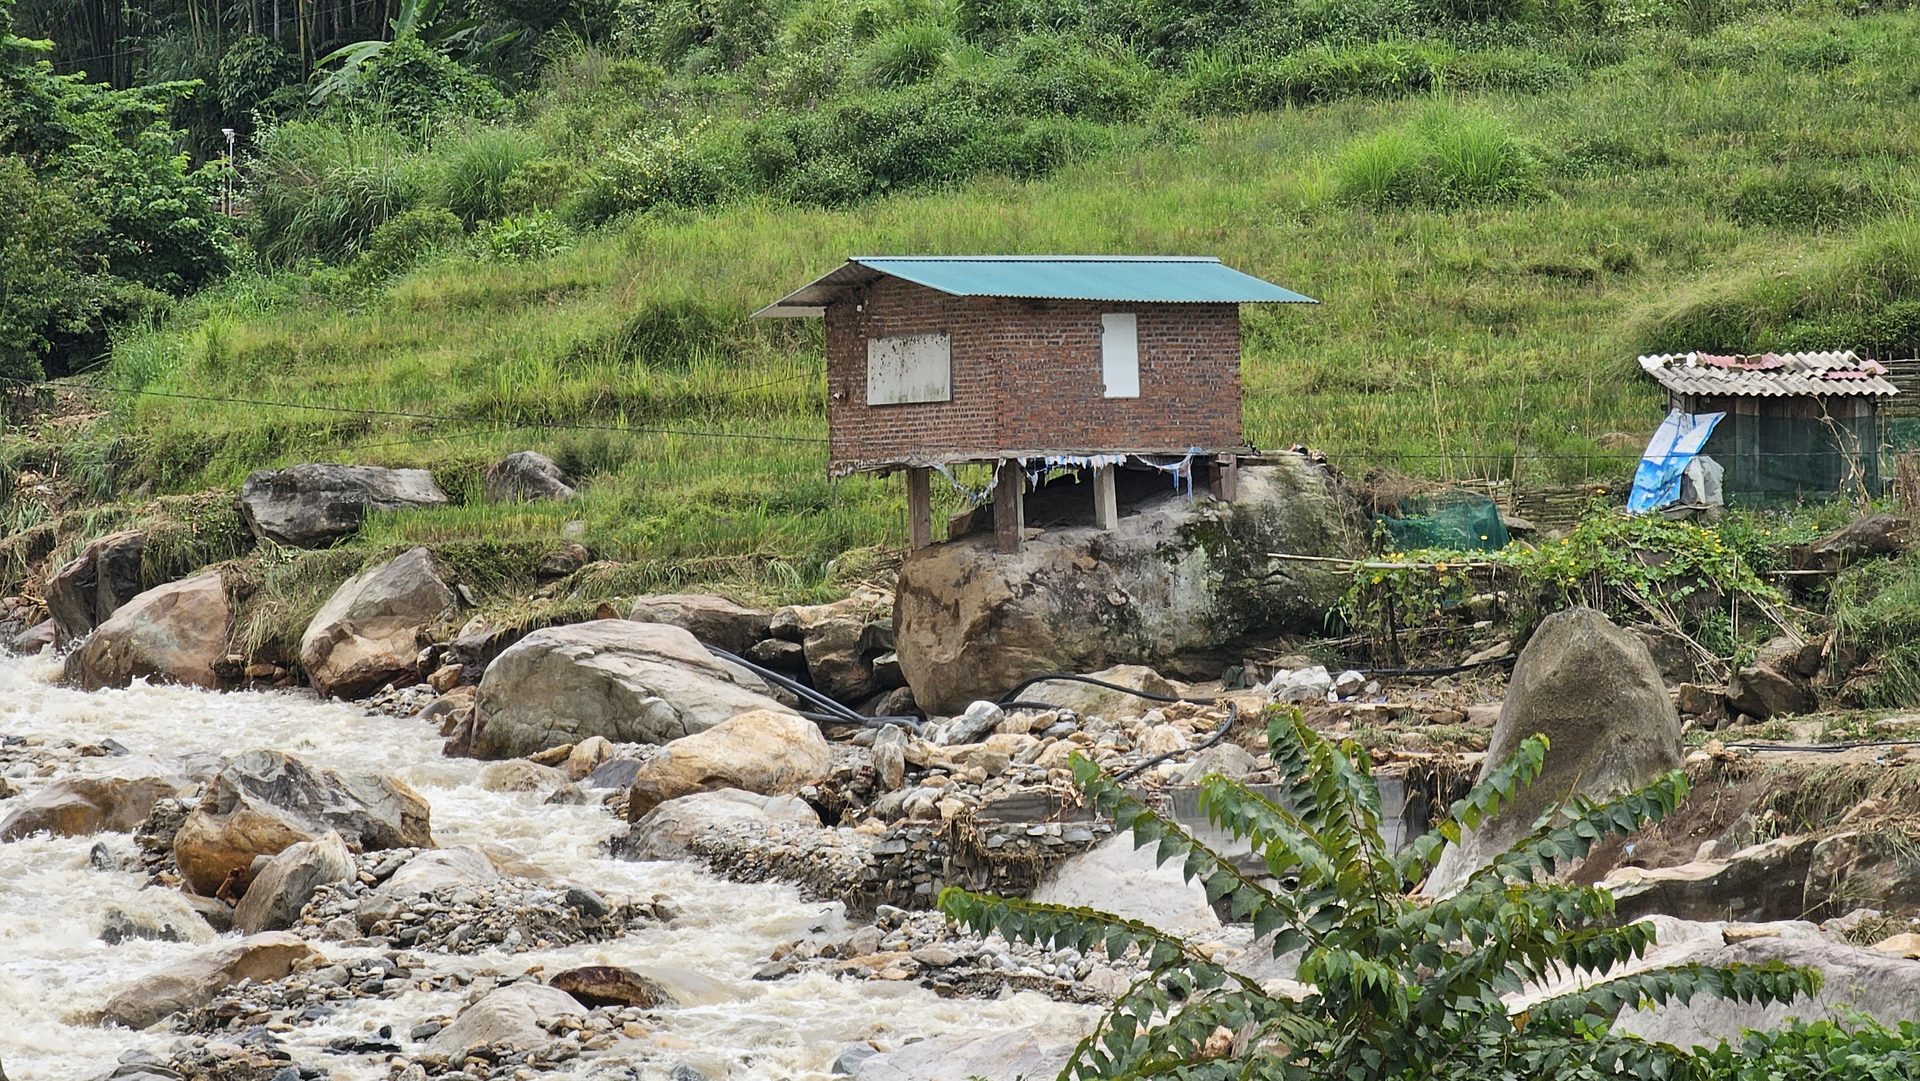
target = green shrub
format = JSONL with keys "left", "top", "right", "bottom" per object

{"left": 941, "top": 710, "right": 1826, "bottom": 1080}
{"left": 434, "top": 126, "right": 546, "bottom": 224}
{"left": 348, "top": 205, "right": 464, "bottom": 285}
{"left": 499, "top": 157, "right": 579, "bottom": 213}
{"left": 856, "top": 21, "right": 956, "bottom": 87}
{"left": 1730, "top": 171, "right": 1884, "bottom": 231}
{"left": 1334, "top": 105, "right": 1543, "bottom": 209}
{"left": 987, "top": 36, "right": 1157, "bottom": 122}
{"left": 476, "top": 212, "right": 572, "bottom": 262}
{"left": 563, "top": 120, "right": 744, "bottom": 224}
{"left": 249, "top": 121, "right": 428, "bottom": 264}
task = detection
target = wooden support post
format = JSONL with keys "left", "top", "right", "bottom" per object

{"left": 905, "top": 466, "right": 933, "bottom": 550}
{"left": 1211, "top": 454, "right": 1239, "bottom": 503}
{"left": 993, "top": 460, "right": 1025, "bottom": 554}
{"left": 1092, "top": 463, "right": 1119, "bottom": 530}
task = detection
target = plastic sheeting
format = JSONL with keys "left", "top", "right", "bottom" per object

{"left": 1627, "top": 410, "right": 1725, "bottom": 514}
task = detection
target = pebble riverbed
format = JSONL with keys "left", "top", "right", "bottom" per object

{"left": 0, "top": 651, "right": 1098, "bottom": 1081}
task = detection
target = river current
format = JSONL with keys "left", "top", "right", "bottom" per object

{"left": 0, "top": 653, "right": 1092, "bottom": 1080}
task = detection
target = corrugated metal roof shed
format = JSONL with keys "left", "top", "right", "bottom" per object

{"left": 753, "top": 256, "right": 1315, "bottom": 317}
{"left": 1637, "top": 351, "right": 1899, "bottom": 398}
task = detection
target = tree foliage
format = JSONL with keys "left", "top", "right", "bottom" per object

{"left": 939, "top": 708, "right": 1829, "bottom": 1080}
{"left": 0, "top": 1, "right": 230, "bottom": 377}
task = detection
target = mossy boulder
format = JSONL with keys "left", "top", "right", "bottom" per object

{"left": 894, "top": 457, "right": 1365, "bottom": 715}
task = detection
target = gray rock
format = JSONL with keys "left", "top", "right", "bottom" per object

{"left": 484, "top": 451, "right": 575, "bottom": 504}
{"left": 896, "top": 457, "right": 1365, "bottom": 713}
{"left": 426, "top": 983, "right": 585, "bottom": 1054}
{"left": 745, "top": 638, "right": 807, "bottom": 672}
{"left": 1613, "top": 932, "right": 1920, "bottom": 1047}
{"left": 1603, "top": 835, "right": 1816, "bottom": 924}
{"left": 233, "top": 831, "right": 355, "bottom": 934}
{"left": 1031, "top": 834, "right": 1220, "bottom": 936}
{"left": 470, "top": 620, "right": 791, "bottom": 758}
{"left": 1175, "top": 742, "right": 1258, "bottom": 785}
{"left": 45, "top": 530, "right": 145, "bottom": 646}
{"left": 380, "top": 846, "right": 498, "bottom": 895}
{"left": 100, "top": 932, "right": 317, "bottom": 1029}
{"left": 628, "top": 594, "right": 772, "bottom": 655}
{"left": 587, "top": 758, "right": 645, "bottom": 789}
{"left": 0, "top": 773, "right": 179, "bottom": 840}
{"left": 833, "top": 1052, "right": 879, "bottom": 1075}
{"left": 1428, "top": 607, "right": 1683, "bottom": 895}
{"left": 942, "top": 701, "right": 1005, "bottom": 746}
{"left": 172, "top": 749, "right": 433, "bottom": 896}
{"left": 1017, "top": 665, "right": 1177, "bottom": 720}
{"left": 621, "top": 788, "right": 822, "bottom": 860}
{"left": 9, "top": 618, "right": 53, "bottom": 654}
{"left": 237, "top": 464, "right": 450, "bottom": 548}
{"left": 299, "top": 547, "right": 457, "bottom": 700}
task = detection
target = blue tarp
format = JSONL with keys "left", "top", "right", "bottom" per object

{"left": 1627, "top": 409, "right": 1725, "bottom": 514}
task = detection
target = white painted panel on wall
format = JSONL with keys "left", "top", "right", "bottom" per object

{"left": 867, "top": 332, "right": 952, "bottom": 405}
{"left": 1102, "top": 313, "right": 1139, "bottom": 399}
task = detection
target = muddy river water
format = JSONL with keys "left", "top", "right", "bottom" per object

{"left": 0, "top": 653, "right": 1092, "bottom": 1080}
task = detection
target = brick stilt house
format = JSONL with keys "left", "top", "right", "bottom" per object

{"left": 755, "top": 256, "right": 1314, "bottom": 552}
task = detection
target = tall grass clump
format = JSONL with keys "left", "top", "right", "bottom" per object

{"left": 1333, "top": 103, "right": 1542, "bottom": 209}
{"left": 249, "top": 121, "right": 430, "bottom": 264}
{"left": 434, "top": 126, "right": 547, "bottom": 224}
{"left": 857, "top": 22, "right": 956, "bottom": 86}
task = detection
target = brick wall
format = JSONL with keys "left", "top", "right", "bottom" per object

{"left": 825, "top": 277, "right": 1244, "bottom": 474}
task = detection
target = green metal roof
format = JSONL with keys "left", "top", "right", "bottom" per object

{"left": 753, "top": 256, "right": 1315, "bottom": 317}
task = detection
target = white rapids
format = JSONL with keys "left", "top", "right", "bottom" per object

{"left": 0, "top": 652, "right": 1094, "bottom": 1080}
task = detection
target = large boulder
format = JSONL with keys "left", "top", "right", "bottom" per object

{"left": 1427, "top": 607, "right": 1683, "bottom": 894}
{"left": 45, "top": 529, "right": 145, "bottom": 645}
{"left": 1031, "top": 834, "right": 1221, "bottom": 936}
{"left": 484, "top": 451, "right": 576, "bottom": 504}
{"left": 1013, "top": 664, "right": 1179, "bottom": 720}
{"left": 233, "top": 830, "right": 355, "bottom": 934}
{"left": 0, "top": 772, "right": 178, "bottom": 840}
{"left": 379, "top": 846, "right": 499, "bottom": 895}
{"left": 772, "top": 596, "right": 893, "bottom": 702}
{"left": 628, "top": 594, "right": 771, "bottom": 655}
{"left": 1802, "top": 513, "right": 1908, "bottom": 569}
{"left": 468, "top": 620, "right": 790, "bottom": 759}
{"left": 1612, "top": 932, "right": 1920, "bottom": 1047}
{"left": 100, "top": 931, "right": 317, "bottom": 1029}
{"left": 896, "top": 458, "right": 1364, "bottom": 714}
{"left": 63, "top": 571, "right": 230, "bottom": 691}
{"left": 173, "top": 749, "right": 432, "bottom": 896}
{"left": 621, "top": 788, "right": 823, "bottom": 860}
{"left": 625, "top": 710, "right": 829, "bottom": 821}
{"left": 237, "top": 464, "right": 450, "bottom": 548}
{"left": 1602, "top": 835, "right": 1817, "bottom": 924}
{"left": 299, "top": 547, "right": 457, "bottom": 699}
{"left": 427, "top": 984, "right": 585, "bottom": 1055}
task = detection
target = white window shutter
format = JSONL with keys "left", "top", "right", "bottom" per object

{"left": 1101, "top": 313, "right": 1139, "bottom": 399}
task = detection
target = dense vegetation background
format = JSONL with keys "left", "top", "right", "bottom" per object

{"left": 5, "top": 0, "right": 1920, "bottom": 595}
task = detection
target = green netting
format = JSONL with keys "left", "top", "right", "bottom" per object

{"left": 1375, "top": 490, "right": 1510, "bottom": 552}
{"left": 1701, "top": 413, "right": 1880, "bottom": 504}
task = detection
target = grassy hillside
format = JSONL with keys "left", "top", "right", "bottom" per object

{"left": 27, "top": 6, "right": 1920, "bottom": 601}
